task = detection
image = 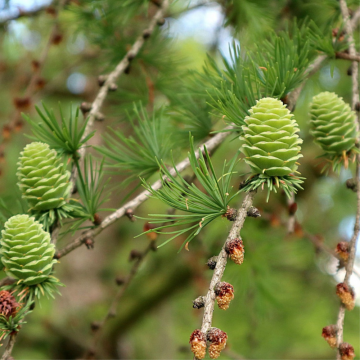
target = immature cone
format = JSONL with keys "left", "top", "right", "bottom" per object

{"left": 339, "top": 342, "right": 355, "bottom": 360}
{"left": 0, "top": 290, "right": 19, "bottom": 318}
{"left": 321, "top": 325, "right": 337, "bottom": 348}
{"left": 241, "top": 97, "right": 303, "bottom": 176}
{"left": 336, "top": 242, "right": 350, "bottom": 262}
{"left": 336, "top": 283, "right": 355, "bottom": 310}
{"left": 189, "top": 329, "right": 206, "bottom": 360}
{"left": 207, "top": 327, "right": 227, "bottom": 359}
{"left": 17, "top": 142, "right": 71, "bottom": 211}
{"left": 309, "top": 92, "right": 356, "bottom": 157}
{"left": 214, "top": 282, "right": 234, "bottom": 310}
{"left": 225, "top": 238, "right": 244, "bottom": 265}
{"left": 0, "top": 215, "right": 57, "bottom": 285}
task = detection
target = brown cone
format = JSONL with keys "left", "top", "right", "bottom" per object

{"left": 336, "top": 283, "right": 355, "bottom": 310}
{"left": 0, "top": 290, "right": 19, "bottom": 318}
{"left": 321, "top": 325, "right": 337, "bottom": 348}
{"left": 225, "top": 238, "right": 245, "bottom": 265}
{"left": 207, "top": 327, "right": 227, "bottom": 359}
{"left": 189, "top": 329, "right": 206, "bottom": 360}
{"left": 339, "top": 342, "right": 355, "bottom": 360}
{"left": 215, "top": 282, "right": 234, "bottom": 310}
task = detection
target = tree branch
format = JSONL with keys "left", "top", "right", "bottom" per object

{"left": 1, "top": 332, "right": 17, "bottom": 360}
{"left": 336, "top": 1, "right": 360, "bottom": 358}
{"left": 0, "top": 2, "right": 54, "bottom": 24}
{"left": 199, "top": 191, "right": 256, "bottom": 335}
{"left": 335, "top": 52, "right": 360, "bottom": 62}
{"left": 55, "top": 125, "right": 234, "bottom": 258}
{"left": 70, "top": 0, "right": 170, "bottom": 190}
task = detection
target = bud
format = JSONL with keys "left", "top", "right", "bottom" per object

{"left": 129, "top": 250, "right": 142, "bottom": 261}
{"left": 207, "top": 327, "right": 227, "bottom": 359}
{"left": 143, "top": 222, "right": 157, "bottom": 241}
{"left": 0, "top": 290, "right": 19, "bottom": 319}
{"left": 142, "top": 29, "right": 151, "bottom": 39}
{"left": 339, "top": 342, "right": 355, "bottom": 360}
{"left": 51, "top": 33, "right": 63, "bottom": 45}
{"left": 95, "top": 112, "right": 105, "bottom": 122}
{"left": 225, "top": 238, "right": 244, "bottom": 265}
{"left": 288, "top": 202, "right": 297, "bottom": 215}
{"left": 125, "top": 208, "right": 135, "bottom": 221}
{"left": 98, "top": 75, "right": 107, "bottom": 87}
{"left": 93, "top": 213, "right": 102, "bottom": 226}
{"left": 84, "top": 237, "right": 95, "bottom": 250}
{"left": 214, "top": 282, "right": 234, "bottom": 310}
{"left": 189, "top": 329, "right": 206, "bottom": 360}
{"left": 355, "top": 102, "right": 360, "bottom": 112}
{"left": 157, "top": 18, "right": 165, "bottom": 26}
{"left": 115, "top": 276, "right": 125, "bottom": 286}
{"left": 346, "top": 178, "right": 357, "bottom": 192}
{"left": 108, "top": 83, "right": 118, "bottom": 92}
{"left": 247, "top": 206, "right": 261, "bottom": 217}
{"left": 223, "top": 207, "right": 237, "bottom": 221}
{"left": 90, "top": 321, "right": 100, "bottom": 332}
{"left": 336, "top": 242, "right": 350, "bottom": 262}
{"left": 2, "top": 125, "right": 11, "bottom": 140}
{"left": 336, "top": 283, "right": 355, "bottom": 310}
{"left": 13, "top": 97, "right": 31, "bottom": 111}
{"left": 80, "top": 102, "right": 92, "bottom": 115}
{"left": 321, "top": 325, "right": 337, "bottom": 348}
{"left": 207, "top": 256, "right": 217, "bottom": 270}
{"left": 193, "top": 296, "right": 205, "bottom": 309}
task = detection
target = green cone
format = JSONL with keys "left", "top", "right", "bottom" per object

{"left": 0, "top": 215, "right": 57, "bottom": 286}
{"left": 309, "top": 92, "right": 356, "bottom": 155}
{"left": 241, "top": 97, "right": 303, "bottom": 177}
{"left": 17, "top": 142, "right": 71, "bottom": 211}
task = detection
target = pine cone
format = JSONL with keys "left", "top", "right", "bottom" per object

{"left": 189, "top": 329, "right": 206, "bottom": 359}
{"left": 0, "top": 290, "right": 19, "bottom": 318}
{"left": 241, "top": 97, "right": 303, "bottom": 177}
{"left": 207, "top": 327, "right": 227, "bottom": 359}
{"left": 17, "top": 142, "right": 71, "bottom": 211}
{"left": 0, "top": 215, "right": 57, "bottom": 285}
{"left": 309, "top": 92, "right": 356, "bottom": 156}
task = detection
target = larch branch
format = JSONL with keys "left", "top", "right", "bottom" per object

{"left": 1, "top": 333, "right": 17, "bottom": 360}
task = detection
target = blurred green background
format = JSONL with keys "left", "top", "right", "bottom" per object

{"left": 0, "top": 0, "right": 359, "bottom": 359}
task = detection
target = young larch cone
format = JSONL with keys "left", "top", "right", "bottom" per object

{"left": 321, "top": 325, "right": 337, "bottom": 348}
{"left": 336, "top": 283, "right": 355, "bottom": 310}
{"left": 339, "top": 342, "right": 355, "bottom": 360}
{"left": 214, "top": 282, "right": 234, "bottom": 310}
{"left": 189, "top": 329, "right": 206, "bottom": 360}
{"left": 0, "top": 290, "right": 19, "bottom": 318}
{"left": 336, "top": 242, "right": 350, "bottom": 262}
{"left": 207, "top": 327, "right": 228, "bottom": 359}
{"left": 225, "top": 238, "right": 245, "bottom": 265}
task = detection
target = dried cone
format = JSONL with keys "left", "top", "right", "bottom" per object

{"left": 189, "top": 329, "right": 206, "bottom": 360}
{"left": 214, "top": 282, "right": 234, "bottom": 310}
{"left": 207, "top": 327, "right": 228, "bottom": 359}
{"left": 0, "top": 215, "right": 57, "bottom": 285}
{"left": 17, "top": 142, "right": 71, "bottom": 211}
{"left": 321, "top": 325, "right": 337, "bottom": 348}
{"left": 309, "top": 92, "right": 356, "bottom": 166}
{"left": 225, "top": 238, "right": 244, "bottom": 265}
{"left": 0, "top": 290, "right": 19, "bottom": 318}
{"left": 339, "top": 342, "right": 355, "bottom": 360}
{"left": 336, "top": 283, "right": 355, "bottom": 310}
{"left": 241, "top": 97, "right": 303, "bottom": 176}
{"left": 336, "top": 242, "right": 350, "bottom": 262}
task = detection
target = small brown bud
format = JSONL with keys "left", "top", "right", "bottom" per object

{"left": 95, "top": 112, "right": 105, "bottom": 122}
{"left": 336, "top": 283, "right": 355, "bottom": 310}
{"left": 115, "top": 276, "right": 125, "bottom": 286}
{"left": 108, "top": 83, "right": 118, "bottom": 92}
{"left": 346, "top": 178, "right": 357, "bottom": 192}
{"left": 124, "top": 64, "right": 131, "bottom": 74}
{"left": 247, "top": 206, "right": 261, "bottom": 217}
{"left": 189, "top": 329, "right": 206, "bottom": 360}
{"left": 90, "top": 321, "right": 100, "bottom": 332}
{"left": 13, "top": 97, "right": 31, "bottom": 111}
{"left": 93, "top": 213, "right": 102, "bottom": 225}
{"left": 45, "top": 6, "right": 57, "bottom": 16}
{"left": 214, "top": 282, "right": 234, "bottom": 310}
{"left": 142, "top": 30, "right": 151, "bottom": 39}
{"left": 52, "top": 33, "right": 63, "bottom": 45}
{"left": 31, "top": 60, "right": 40, "bottom": 71}
{"left": 207, "top": 327, "right": 227, "bottom": 359}
{"left": 336, "top": 242, "right": 350, "bottom": 262}
{"left": 223, "top": 206, "right": 237, "bottom": 221}
{"left": 54, "top": 252, "right": 61, "bottom": 260}
{"left": 80, "top": 102, "right": 92, "bottom": 114}
{"left": 225, "top": 238, "right": 244, "bottom": 265}
{"left": 321, "top": 325, "right": 337, "bottom": 348}
{"left": 0, "top": 291, "right": 19, "bottom": 318}
{"left": 288, "top": 202, "right": 297, "bottom": 215}
{"left": 2, "top": 125, "right": 11, "bottom": 140}
{"left": 108, "top": 310, "right": 116, "bottom": 318}
{"left": 157, "top": 18, "right": 165, "bottom": 26}
{"left": 98, "top": 75, "right": 107, "bottom": 87}
{"left": 129, "top": 249, "right": 142, "bottom": 261}
{"left": 127, "top": 52, "right": 136, "bottom": 61}
{"left": 207, "top": 256, "right": 218, "bottom": 270}
{"left": 14, "top": 120, "right": 24, "bottom": 132}
{"left": 35, "top": 78, "right": 46, "bottom": 90}
{"left": 84, "top": 237, "right": 95, "bottom": 250}
{"left": 193, "top": 296, "right": 205, "bottom": 309}
{"left": 125, "top": 208, "right": 135, "bottom": 221}
{"left": 355, "top": 102, "right": 360, "bottom": 112}
{"left": 339, "top": 342, "right": 355, "bottom": 360}
{"left": 347, "top": 66, "right": 352, "bottom": 76}
{"left": 0, "top": 151, "right": 5, "bottom": 164}
{"left": 143, "top": 222, "right": 157, "bottom": 241}
{"left": 280, "top": 94, "right": 289, "bottom": 106}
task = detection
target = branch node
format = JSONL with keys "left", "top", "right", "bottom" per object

{"left": 192, "top": 296, "right": 205, "bottom": 309}
{"left": 247, "top": 206, "right": 261, "bottom": 217}
{"left": 206, "top": 256, "right": 218, "bottom": 270}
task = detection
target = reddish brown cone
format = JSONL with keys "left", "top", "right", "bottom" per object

{"left": 207, "top": 327, "right": 227, "bottom": 359}
{"left": 225, "top": 238, "right": 244, "bottom": 265}
{"left": 0, "top": 290, "right": 19, "bottom": 318}
{"left": 336, "top": 283, "right": 355, "bottom": 310}
{"left": 189, "top": 329, "right": 206, "bottom": 360}
{"left": 321, "top": 325, "right": 337, "bottom": 348}
{"left": 214, "top": 282, "right": 234, "bottom": 310}
{"left": 336, "top": 242, "right": 350, "bottom": 262}
{"left": 339, "top": 342, "right": 355, "bottom": 360}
